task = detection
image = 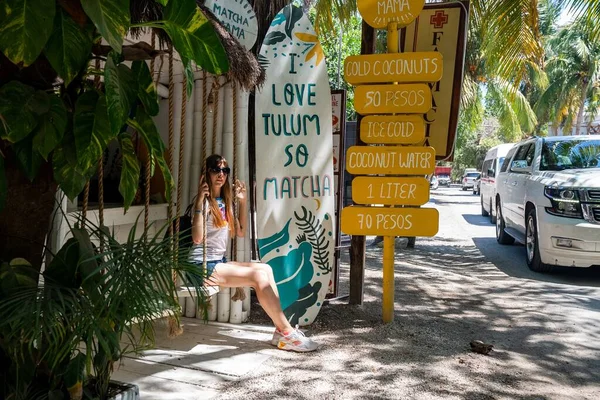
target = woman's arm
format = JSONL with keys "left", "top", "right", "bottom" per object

{"left": 192, "top": 178, "right": 210, "bottom": 244}
{"left": 191, "top": 204, "right": 204, "bottom": 244}
{"left": 235, "top": 180, "right": 247, "bottom": 238}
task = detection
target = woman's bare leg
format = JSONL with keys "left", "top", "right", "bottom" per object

{"left": 209, "top": 262, "right": 293, "bottom": 332}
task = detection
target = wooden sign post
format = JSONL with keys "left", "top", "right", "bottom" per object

{"left": 342, "top": 0, "right": 442, "bottom": 323}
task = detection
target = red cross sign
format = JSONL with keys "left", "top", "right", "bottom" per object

{"left": 430, "top": 10, "right": 449, "bottom": 29}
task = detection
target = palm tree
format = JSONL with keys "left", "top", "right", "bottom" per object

{"left": 535, "top": 18, "right": 600, "bottom": 135}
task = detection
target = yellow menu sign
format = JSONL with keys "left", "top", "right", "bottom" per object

{"left": 354, "top": 84, "right": 432, "bottom": 115}
{"left": 346, "top": 145, "right": 435, "bottom": 175}
{"left": 344, "top": 52, "right": 443, "bottom": 85}
{"left": 341, "top": 206, "right": 439, "bottom": 236}
{"left": 358, "top": 0, "right": 426, "bottom": 28}
{"left": 360, "top": 115, "right": 425, "bottom": 144}
{"left": 352, "top": 177, "right": 430, "bottom": 205}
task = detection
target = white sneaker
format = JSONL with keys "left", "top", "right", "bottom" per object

{"left": 271, "top": 326, "right": 320, "bottom": 352}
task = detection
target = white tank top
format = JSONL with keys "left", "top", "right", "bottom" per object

{"left": 189, "top": 198, "right": 230, "bottom": 262}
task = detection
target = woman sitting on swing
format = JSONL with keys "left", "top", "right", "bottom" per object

{"left": 189, "top": 154, "right": 320, "bottom": 352}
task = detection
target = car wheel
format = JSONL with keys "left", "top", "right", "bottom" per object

{"left": 496, "top": 201, "right": 515, "bottom": 245}
{"left": 490, "top": 200, "right": 496, "bottom": 224}
{"left": 526, "top": 208, "right": 552, "bottom": 272}
{"left": 481, "top": 196, "right": 489, "bottom": 217}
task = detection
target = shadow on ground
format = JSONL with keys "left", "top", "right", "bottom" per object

{"left": 230, "top": 235, "right": 600, "bottom": 399}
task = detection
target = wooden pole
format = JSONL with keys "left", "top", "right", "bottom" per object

{"left": 349, "top": 21, "right": 375, "bottom": 305}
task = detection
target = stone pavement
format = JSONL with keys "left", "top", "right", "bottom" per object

{"left": 112, "top": 318, "right": 275, "bottom": 399}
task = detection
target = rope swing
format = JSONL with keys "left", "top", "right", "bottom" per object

{"left": 231, "top": 84, "right": 245, "bottom": 303}
{"left": 144, "top": 32, "right": 156, "bottom": 237}
{"left": 166, "top": 44, "right": 183, "bottom": 338}
{"left": 201, "top": 71, "right": 209, "bottom": 278}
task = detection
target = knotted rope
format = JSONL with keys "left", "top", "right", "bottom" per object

{"left": 166, "top": 44, "right": 182, "bottom": 337}
{"left": 230, "top": 84, "right": 245, "bottom": 302}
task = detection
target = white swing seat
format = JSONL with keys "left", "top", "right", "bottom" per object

{"left": 176, "top": 285, "right": 220, "bottom": 298}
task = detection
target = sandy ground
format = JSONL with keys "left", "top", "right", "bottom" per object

{"left": 217, "top": 189, "right": 600, "bottom": 400}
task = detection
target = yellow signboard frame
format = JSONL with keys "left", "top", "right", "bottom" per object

{"left": 344, "top": 52, "right": 443, "bottom": 85}
{"left": 360, "top": 115, "right": 425, "bottom": 144}
{"left": 346, "top": 145, "right": 435, "bottom": 175}
{"left": 358, "top": 0, "right": 425, "bottom": 28}
{"left": 352, "top": 176, "right": 430, "bottom": 205}
{"left": 354, "top": 84, "right": 432, "bottom": 115}
{"left": 341, "top": 206, "right": 439, "bottom": 236}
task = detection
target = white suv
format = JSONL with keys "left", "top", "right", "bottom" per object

{"left": 495, "top": 135, "right": 600, "bottom": 272}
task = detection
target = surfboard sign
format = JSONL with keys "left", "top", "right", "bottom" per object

{"left": 255, "top": 5, "right": 334, "bottom": 326}
{"left": 205, "top": 0, "right": 258, "bottom": 50}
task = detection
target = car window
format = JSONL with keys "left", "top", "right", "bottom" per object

{"left": 501, "top": 147, "right": 517, "bottom": 172}
{"left": 510, "top": 143, "right": 533, "bottom": 172}
{"left": 540, "top": 138, "right": 600, "bottom": 170}
{"left": 524, "top": 144, "right": 535, "bottom": 166}
{"left": 481, "top": 160, "right": 491, "bottom": 178}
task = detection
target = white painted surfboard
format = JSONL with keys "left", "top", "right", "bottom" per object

{"left": 255, "top": 5, "right": 334, "bottom": 326}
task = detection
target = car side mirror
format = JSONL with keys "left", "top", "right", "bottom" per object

{"left": 511, "top": 160, "right": 530, "bottom": 172}
{"left": 487, "top": 168, "right": 494, "bottom": 177}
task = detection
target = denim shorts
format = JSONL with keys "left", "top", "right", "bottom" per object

{"left": 188, "top": 257, "right": 226, "bottom": 285}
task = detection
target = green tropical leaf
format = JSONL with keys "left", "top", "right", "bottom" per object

{"left": 0, "top": 81, "right": 44, "bottom": 142}
{"left": 80, "top": 0, "right": 130, "bottom": 53}
{"left": 44, "top": 8, "right": 94, "bottom": 86}
{"left": 43, "top": 238, "right": 81, "bottom": 288}
{"left": 0, "top": 156, "right": 6, "bottom": 211}
{"left": 12, "top": 131, "right": 43, "bottom": 181}
{"left": 65, "top": 353, "right": 86, "bottom": 399}
{"left": 73, "top": 91, "right": 99, "bottom": 163}
{"left": 105, "top": 52, "right": 137, "bottom": 134}
{"left": 127, "top": 108, "right": 173, "bottom": 201}
{"left": 162, "top": 0, "right": 229, "bottom": 75}
{"left": 182, "top": 58, "right": 195, "bottom": 98}
{"left": 33, "top": 95, "right": 68, "bottom": 160}
{"left": 0, "top": 0, "right": 55, "bottom": 66}
{"left": 132, "top": 60, "right": 159, "bottom": 116}
{"left": 118, "top": 134, "right": 140, "bottom": 211}
{"left": 0, "top": 258, "right": 38, "bottom": 297}
{"left": 73, "top": 92, "right": 115, "bottom": 177}
{"left": 155, "top": 0, "right": 170, "bottom": 5}
{"left": 52, "top": 145, "right": 95, "bottom": 200}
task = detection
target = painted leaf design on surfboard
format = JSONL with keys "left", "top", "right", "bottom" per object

{"left": 271, "top": 13, "right": 285, "bottom": 26}
{"left": 294, "top": 33, "right": 325, "bottom": 66}
{"left": 284, "top": 282, "right": 321, "bottom": 326}
{"left": 283, "top": 5, "right": 303, "bottom": 39}
{"left": 257, "top": 218, "right": 292, "bottom": 256}
{"left": 270, "top": 241, "right": 314, "bottom": 311}
{"left": 263, "top": 31, "right": 286, "bottom": 46}
{"left": 258, "top": 54, "right": 270, "bottom": 70}
{"left": 294, "top": 206, "right": 331, "bottom": 273}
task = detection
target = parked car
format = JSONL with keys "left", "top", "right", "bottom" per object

{"left": 437, "top": 175, "right": 451, "bottom": 186}
{"left": 473, "top": 176, "right": 481, "bottom": 195}
{"left": 479, "top": 143, "right": 515, "bottom": 222}
{"left": 430, "top": 175, "right": 439, "bottom": 190}
{"left": 461, "top": 170, "right": 480, "bottom": 191}
{"left": 495, "top": 135, "right": 600, "bottom": 272}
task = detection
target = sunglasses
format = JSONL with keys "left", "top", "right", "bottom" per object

{"left": 208, "top": 167, "right": 230, "bottom": 175}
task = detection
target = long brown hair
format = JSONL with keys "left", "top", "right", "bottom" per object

{"left": 204, "top": 154, "right": 235, "bottom": 234}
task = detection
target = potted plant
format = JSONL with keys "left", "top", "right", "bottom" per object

{"left": 0, "top": 218, "right": 207, "bottom": 400}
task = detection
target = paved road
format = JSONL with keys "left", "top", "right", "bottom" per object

{"left": 430, "top": 185, "right": 600, "bottom": 287}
